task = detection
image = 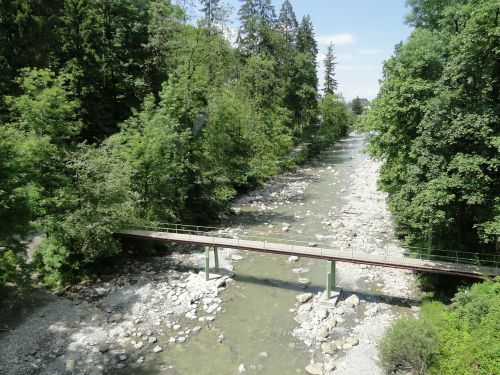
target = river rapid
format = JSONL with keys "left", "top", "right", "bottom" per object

{"left": 0, "top": 134, "right": 420, "bottom": 375}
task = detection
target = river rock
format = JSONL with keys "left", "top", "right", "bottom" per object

{"left": 334, "top": 314, "right": 345, "bottom": 323}
{"left": 321, "top": 342, "right": 337, "bottom": 355}
{"left": 238, "top": 363, "right": 246, "bottom": 373}
{"left": 316, "top": 326, "right": 329, "bottom": 340}
{"left": 344, "top": 294, "right": 360, "bottom": 307}
{"left": 258, "top": 351, "right": 269, "bottom": 358}
{"left": 177, "top": 336, "right": 186, "bottom": 343}
{"left": 152, "top": 346, "right": 163, "bottom": 353}
{"left": 298, "top": 302, "right": 312, "bottom": 314}
{"left": 231, "top": 254, "right": 244, "bottom": 261}
{"left": 65, "top": 359, "right": 75, "bottom": 371}
{"left": 296, "top": 293, "right": 312, "bottom": 303}
{"left": 345, "top": 336, "right": 359, "bottom": 346}
{"left": 297, "top": 277, "right": 310, "bottom": 285}
{"left": 294, "top": 312, "right": 309, "bottom": 324}
{"left": 288, "top": 256, "right": 299, "bottom": 263}
{"left": 134, "top": 341, "right": 144, "bottom": 349}
{"left": 305, "top": 363, "right": 323, "bottom": 375}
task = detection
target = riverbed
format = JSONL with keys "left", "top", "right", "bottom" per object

{"left": 0, "top": 134, "right": 420, "bottom": 375}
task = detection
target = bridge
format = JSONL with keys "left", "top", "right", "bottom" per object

{"left": 115, "top": 224, "right": 500, "bottom": 299}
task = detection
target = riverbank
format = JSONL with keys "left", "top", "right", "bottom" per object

{"left": 0, "top": 249, "right": 236, "bottom": 375}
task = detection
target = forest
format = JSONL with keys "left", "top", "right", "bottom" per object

{"left": 0, "top": 0, "right": 350, "bottom": 288}
{"left": 363, "top": 0, "right": 499, "bottom": 258}
{"left": 364, "top": 1, "right": 499, "bottom": 374}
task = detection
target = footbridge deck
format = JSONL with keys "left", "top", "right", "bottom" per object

{"left": 115, "top": 226, "right": 499, "bottom": 279}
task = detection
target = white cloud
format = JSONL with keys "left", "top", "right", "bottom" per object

{"left": 316, "top": 33, "right": 356, "bottom": 46}
{"left": 358, "top": 48, "right": 381, "bottom": 55}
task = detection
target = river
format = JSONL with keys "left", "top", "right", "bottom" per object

{"left": 120, "top": 134, "right": 417, "bottom": 374}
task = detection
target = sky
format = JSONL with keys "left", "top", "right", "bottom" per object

{"left": 222, "top": 0, "right": 413, "bottom": 101}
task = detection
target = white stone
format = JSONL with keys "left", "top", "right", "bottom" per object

{"left": 296, "top": 293, "right": 313, "bottom": 303}
{"left": 305, "top": 363, "right": 323, "bottom": 375}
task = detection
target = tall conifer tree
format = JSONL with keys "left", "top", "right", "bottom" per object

{"left": 323, "top": 43, "right": 338, "bottom": 94}
{"left": 278, "top": 0, "right": 298, "bottom": 44}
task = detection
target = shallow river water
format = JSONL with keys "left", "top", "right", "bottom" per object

{"left": 121, "top": 135, "right": 393, "bottom": 375}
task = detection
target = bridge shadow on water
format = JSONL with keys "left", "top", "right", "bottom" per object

{"left": 177, "top": 263, "right": 420, "bottom": 308}
{"left": 231, "top": 272, "right": 420, "bottom": 308}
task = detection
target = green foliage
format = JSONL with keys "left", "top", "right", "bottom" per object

{"left": 351, "top": 97, "right": 364, "bottom": 116}
{"left": 363, "top": 0, "right": 499, "bottom": 253}
{"left": 323, "top": 44, "right": 337, "bottom": 95}
{"left": 0, "top": 0, "right": 330, "bottom": 286}
{"left": 379, "top": 280, "right": 500, "bottom": 375}
{"left": 310, "top": 93, "right": 349, "bottom": 152}
{"left": 378, "top": 309, "right": 439, "bottom": 374}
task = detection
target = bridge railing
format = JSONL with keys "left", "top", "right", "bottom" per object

{"left": 130, "top": 223, "right": 499, "bottom": 270}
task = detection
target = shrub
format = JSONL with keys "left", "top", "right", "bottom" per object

{"left": 378, "top": 313, "right": 438, "bottom": 374}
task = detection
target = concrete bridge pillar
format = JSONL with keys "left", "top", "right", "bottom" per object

{"left": 204, "top": 246, "right": 219, "bottom": 281}
{"left": 326, "top": 260, "right": 336, "bottom": 299}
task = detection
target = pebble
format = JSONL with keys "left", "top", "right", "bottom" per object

{"left": 238, "top": 363, "right": 246, "bottom": 373}
{"left": 152, "top": 346, "right": 163, "bottom": 353}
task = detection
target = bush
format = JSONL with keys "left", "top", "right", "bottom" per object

{"left": 379, "top": 281, "right": 500, "bottom": 375}
{"left": 378, "top": 313, "right": 438, "bottom": 374}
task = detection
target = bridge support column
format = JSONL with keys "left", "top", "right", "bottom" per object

{"left": 213, "top": 247, "right": 219, "bottom": 273}
{"left": 205, "top": 246, "right": 210, "bottom": 281}
{"left": 326, "top": 260, "right": 336, "bottom": 299}
{"left": 205, "top": 246, "right": 220, "bottom": 281}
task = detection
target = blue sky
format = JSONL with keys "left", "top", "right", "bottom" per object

{"left": 177, "top": 0, "right": 413, "bottom": 101}
{"left": 230, "top": 0, "right": 413, "bottom": 101}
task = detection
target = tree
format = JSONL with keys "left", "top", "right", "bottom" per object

{"left": 144, "top": 0, "right": 185, "bottom": 94}
{"left": 297, "top": 15, "right": 317, "bottom": 56}
{"left": 363, "top": 0, "right": 499, "bottom": 254}
{"left": 351, "top": 97, "right": 363, "bottom": 115}
{"left": 323, "top": 43, "right": 338, "bottom": 94}
{"left": 278, "top": 0, "right": 298, "bottom": 44}
{"left": 200, "top": 0, "right": 221, "bottom": 30}
{"left": 237, "top": 0, "right": 277, "bottom": 56}
{"left": 60, "top": 0, "right": 149, "bottom": 140}
{"left": 1, "top": 68, "right": 81, "bottom": 287}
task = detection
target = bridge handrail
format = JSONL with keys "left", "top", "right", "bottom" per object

{"left": 126, "top": 223, "right": 499, "bottom": 268}
{"left": 147, "top": 222, "right": 497, "bottom": 257}
{"left": 141, "top": 223, "right": 499, "bottom": 259}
